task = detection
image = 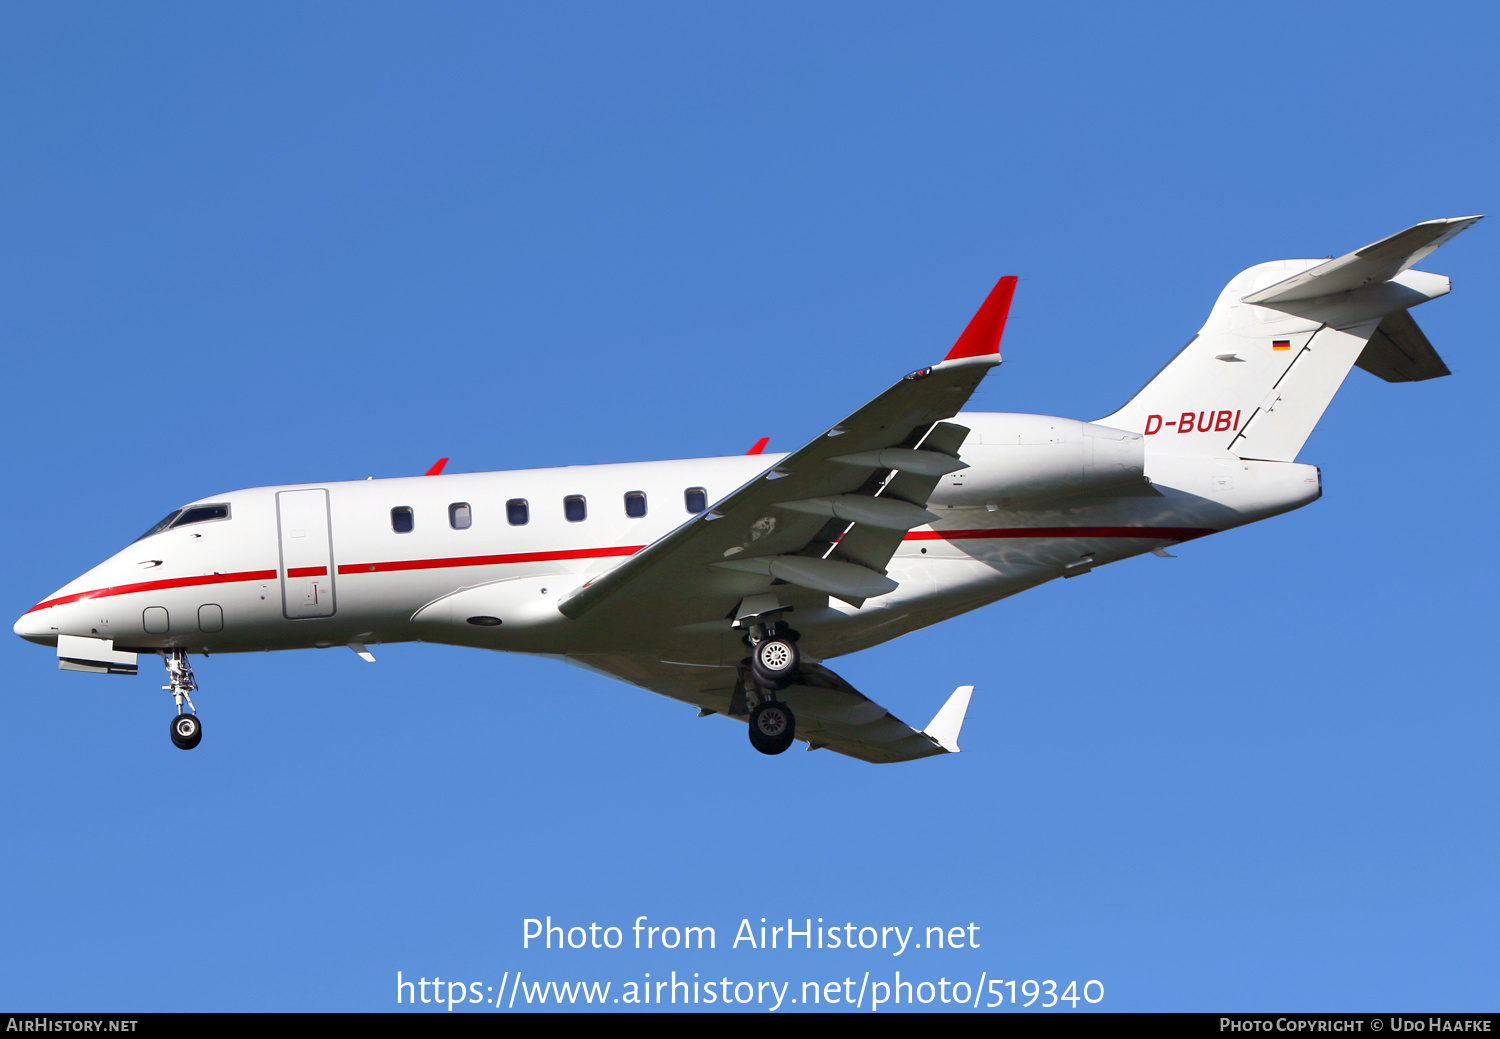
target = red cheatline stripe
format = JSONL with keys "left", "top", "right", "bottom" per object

{"left": 904, "top": 526, "right": 1217, "bottom": 542}
{"left": 25, "top": 569, "right": 279, "bottom": 614}
{"left": 334, "top": 545, "right": 645, "bottom": 576}
{"left": 25, "top": 528, "right": 1216, "bottom": 614}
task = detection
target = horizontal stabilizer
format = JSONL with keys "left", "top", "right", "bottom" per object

{"left": 1356, "top": 309, "right": 1451, "bottom": 383}
{"left": 1243, "top": 216, "right": 1481, "bottom": 305}
{"left": 923, "top": 685, "right": 973, "bottom": 753}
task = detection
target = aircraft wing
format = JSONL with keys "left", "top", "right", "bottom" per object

{"left": 567, "top": 653, "right": 973, "bottom": 764}
{"left": 559, "top": 275, "right": 1017, "bottom": 619}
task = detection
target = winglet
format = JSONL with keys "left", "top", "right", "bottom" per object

{"left": 943, "top": 276, "right": 1017, "bottom": 363}
{"left": 746, "top": 437, "right": 769, "bottom": 455}
{"left": 424, "top": 457, "right": 449, "bottom": 476}
{"left": 923, "top": 685, "right": 973, "bottom": 753}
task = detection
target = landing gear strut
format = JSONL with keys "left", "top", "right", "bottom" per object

{"left": 162, "top": 649, "right": 202, "bottom": 750}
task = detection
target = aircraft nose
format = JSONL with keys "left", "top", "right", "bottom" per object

{"left": 14, "top": 606, "right": 56, "bottom": 645}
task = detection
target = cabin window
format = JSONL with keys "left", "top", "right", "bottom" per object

{"left": 391, "top": 507, "right": 414, "bottom": 533}
{"left": 449, "top": 502, "right": 472, "bottom": 530}
{"left": 624, "top": 491, "right": 647, "bottom": 518}
{"left": 564, "top": 495, "right": 587, "bottom": 522}
{"left": 685, "top": 487, "right": 707, "bottom": 514}
{"left": 507, "top": 499, "right": 529, "bottom": 526}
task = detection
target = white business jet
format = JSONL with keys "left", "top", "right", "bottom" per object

{"left": 15, "top": 217, "right": 1480, "bottom": 760}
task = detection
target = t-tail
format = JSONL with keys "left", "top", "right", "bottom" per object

{"left": 1098, "top": 216, "right": 1482, "bottom": 460}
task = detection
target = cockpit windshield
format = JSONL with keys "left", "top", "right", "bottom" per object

{"left": 134, "top": 504, "right": 231, "bottom": 543}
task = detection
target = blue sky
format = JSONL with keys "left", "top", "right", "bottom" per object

{"left": 2, "top": 2, "right": 1495, "bottom": 1012}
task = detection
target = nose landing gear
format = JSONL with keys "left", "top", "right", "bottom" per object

{"left": 162, "top": 649, "right": 202, "bottom": 750}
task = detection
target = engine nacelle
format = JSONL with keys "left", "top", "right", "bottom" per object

{"left": 935, "top": 413, "right": 1146, "bottom": 507}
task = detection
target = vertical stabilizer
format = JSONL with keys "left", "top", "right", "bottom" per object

{"left": 1098, "top": 217, "right": 1479, "bottom": 461}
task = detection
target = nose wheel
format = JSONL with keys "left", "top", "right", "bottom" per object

{"left": 161, "top": 649, "right": 202, "bottom": 751}
{"left": 170, "top": 713, "right": 202, "bottom": 750}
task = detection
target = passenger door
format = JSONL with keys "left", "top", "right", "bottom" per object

{"left": 276, "top": 489, "right": 336, "bottom": 619}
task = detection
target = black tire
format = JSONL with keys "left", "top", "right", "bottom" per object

{"left": 749, "top": 637, "right": 799, "bottom": 690}
{"left": 170, "top": 713, "right": 202, "bottom": 751}
{"left": 748, "top": 701, "right": 796, "bottom": 756}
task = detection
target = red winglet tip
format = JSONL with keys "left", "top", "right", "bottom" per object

{"left": 746, "top": 437, "right": 769, "bottom": 455}
{"left": 944, "top": 275, "right": 1017, "bottom": 361}
{"left": 424, "top": 457, "right": 449, "bottom": 476}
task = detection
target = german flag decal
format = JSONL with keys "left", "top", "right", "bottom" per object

{"left": 1272, "top": 340, "right": 1291, "bottom": 351}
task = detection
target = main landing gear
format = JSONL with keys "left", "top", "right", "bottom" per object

{"left": 162, "top": 649, "right": 202, "bottom": 750}
{"left": 740, "top": 612, "right": 801, "bottom": 756}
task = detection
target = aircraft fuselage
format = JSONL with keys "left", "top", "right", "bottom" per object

{"left": 15, "top": 412, "right": 1320, "bottom": 667}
